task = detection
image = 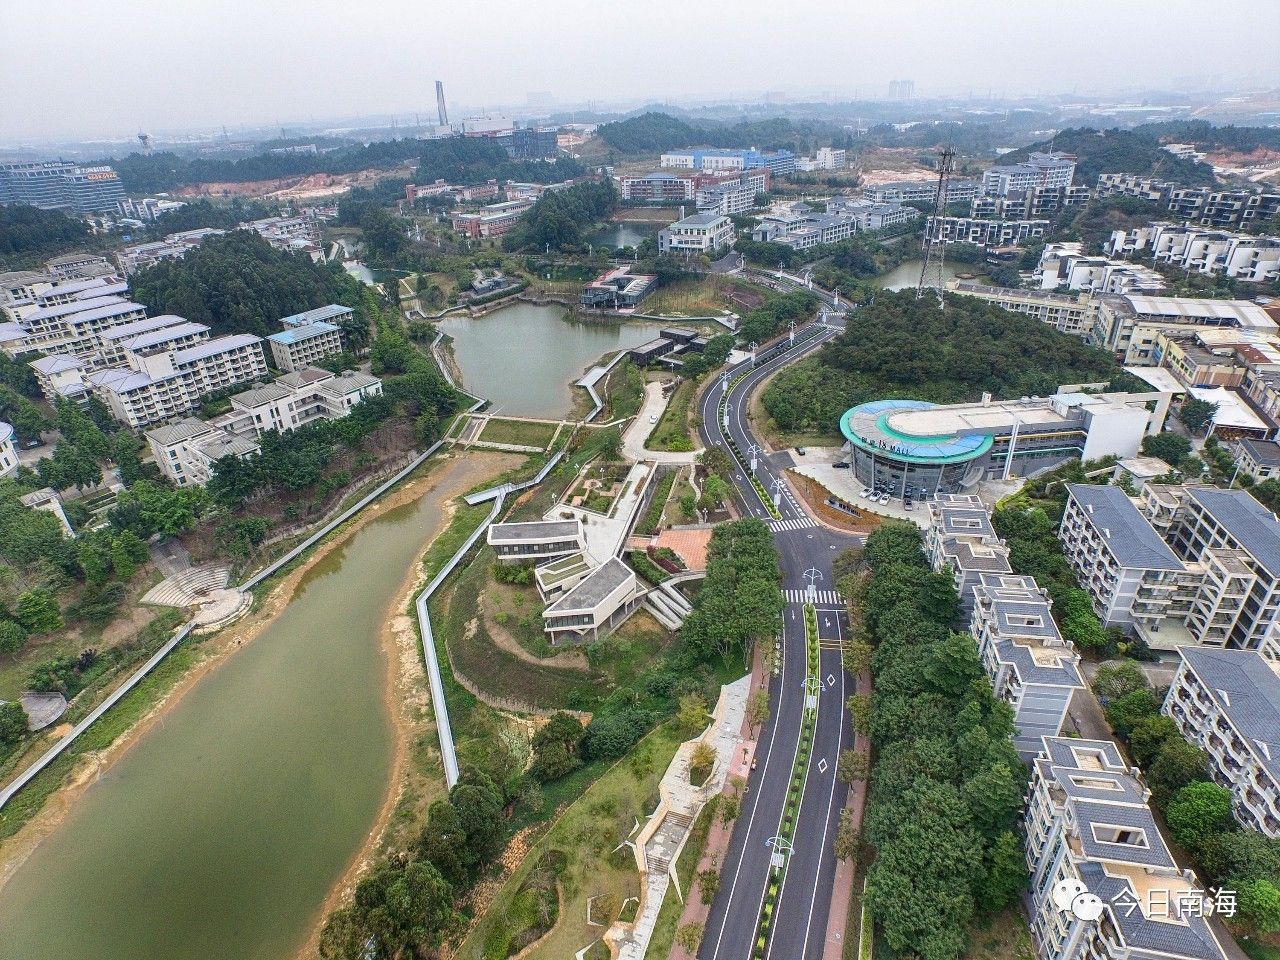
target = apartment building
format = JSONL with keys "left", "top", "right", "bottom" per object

{"left": 754, "top": 213, "right": 856, "bottom": 251}
{"left": 1095, "top": 173, "right": 1280, "bottom": 230}
{"left": 695, "top": 169, "right": 770, "bottom": 216}
{"left": 981, "top": 151, "right": 1077, "bottom": 196}
{"left": 487, "top": 519, "right": 586, "bottom": 561}
{"left": 863, "top": 179, "right": 980, "bottom": 204}
{"left": 116, "top": 227, "right": 225, "bottom": 275}
{"left": 824, "top": 197, "right": 919, "bottom": 232}
{"left": 795, "top": 147, "right": 847, "bottom": 172}
{"left": 44, "top": 253, "right": 115, "bottom": 280}
{"left": 1106, "top": 222, "right": 1280, "bottom": 285}
{"left": 1233, "top": 437, "right": 1280, "bottom": 481}
{"left": 0, "top": 160, "right": 126, "bottom": 214}
{"left": 971, "top": 185, "right": 1090, "bottom": 220}
{"left": 1152, "top": 328, "right": 1280, "bottom": 389}
{"left": 618, "top": 171, "right": 696, "bottom": 203}
{"left": 924, "top": 493, "right": 1012, "bottom": 622}
{"left": 1035, "top": 243, "right": 1166, "bottom": 295}
{"left": 0, "top": 421, "right": 16, "bottom": 479}
{"left": 1025, "top": 737, "right": 1228, "bottom": 960}
{"left": 450, "top": 198, "right": 534, "bottom": 239}
{"left": 926, "top": 216, "right": 1049, "bottom": 246}
{"left": 542, "top": 556, "right": 643, "bottom": 644}
{"left": 146, "top": 367, "right": 383, "bottom": 486}
{"left": 2, "top": 293, "right": 147, "bottom": 361}
{"left": 1062, "top": 484, "right": 1280, "bottom": 654}
{"left": 946, "top": 282, "right": 1100, "bottom": 338}
{"left": 972, "top": 573, "right": 1084, "bottom": 759}
{"left": 1097, "top": 172, "right": 1177, "bottom": 203}
{"left": 658, "top": 213, "right": 734, "bottom": 254}
{"left": 1164, "top": 647, "right": 1280, "bottom": 836}
{"left": 266, "top": 304, "right": 351, "bottom": 372}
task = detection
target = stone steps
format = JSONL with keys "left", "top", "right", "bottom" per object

{"left": 141, "top": 563, "right": 232, "bottom": 608}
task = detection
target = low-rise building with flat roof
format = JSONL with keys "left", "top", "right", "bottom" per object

{"left": 658, "top": 212, "right": 733, "bottom": 254}
{"left": 579, "top": 266, "right": 657, "bottom": 310}
{"left": 1233, "top": 437, "right": 1280, "bottom": 481}
{"left": 487, "top": 519, "right": 585, "bottom": 561}
{"left": 947, "top": 281, "right": 1100, "bottom": 339}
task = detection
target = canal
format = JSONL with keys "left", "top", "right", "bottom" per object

{"left": 0, "top": 459, "right": 489, "bottom": 960}
{"left": 874, "top": 258, "right": 984, "bottom": 292}
{"left": 438, "top": 302, "right": 666, "bottom": 419}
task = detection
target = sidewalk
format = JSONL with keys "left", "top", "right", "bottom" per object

{"left": 821, "top": 666, "right": 871, "bottom": 960}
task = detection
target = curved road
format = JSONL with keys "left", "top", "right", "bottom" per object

{"left": 695, "top": 294, "right": 864, "bottom": 960}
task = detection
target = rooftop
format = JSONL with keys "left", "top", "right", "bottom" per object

{"left": 670, "top": 212, "right": 728, "bottom": 228}
{"left": 99, "top": 313, "right": 198, "bottom": 343}
{"left": 544, "top": 557, "right": 635, "bottom": 614}
{"left": 267, "top": 320, "right": 341, "bottom": 345}
{"left": 1239, "top": 437, "right": 1280, "bottom": 467}
{"left": 1187, "top": 486, "right": 1280, "bottom": 577}
{"left": 278, "top": 304, "right": 354, "bottom": 327}
{"left": 1178, "top": 646, "right": 1280, "bottom": 782}
{"left": 145, "top": 417, "right": 217, "bottom": 446}
{"left": 171, "top": 333, "right": 262, "bottom": 366}
{"left": 1123, "top": 295, "right": 1277, "bottom": 330}
{"left": 1066, "top": 484, "right": 1185, "bottom": 571}
{"left": 488, "top": 519, "right": 581, "bottom": 543}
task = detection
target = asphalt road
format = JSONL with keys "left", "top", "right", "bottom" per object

{"left": 695, "top": 293, "right": 865, "bottom": 960}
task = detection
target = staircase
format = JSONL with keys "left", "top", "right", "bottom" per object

{"left": 643, "top": 589, "right": 683, "bottom": 631}
{"left": 141, "top": 563, "right": 233, "bottom": 608}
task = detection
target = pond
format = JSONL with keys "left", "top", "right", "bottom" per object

{"left": 874, "top": 258, "right": 985, "bottom": 292}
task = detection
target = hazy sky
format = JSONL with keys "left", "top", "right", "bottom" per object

{"left": 4, "top": 0, "right": 1277, "bottom": 142}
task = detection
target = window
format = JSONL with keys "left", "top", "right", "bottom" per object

{"left": 1090, "top": 823, "right": 1149, "bottom": 848}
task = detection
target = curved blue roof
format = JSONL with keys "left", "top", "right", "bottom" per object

{"left": 840, "top": 399, "right": 992, "bottom": 464}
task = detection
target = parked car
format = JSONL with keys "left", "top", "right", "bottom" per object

{"left": 860, "top": 487, "right": 872, "bottom": 498}
{"left": 649, "top": 415, "right": 657, "bottom": 424}
{"left": 834, "top": 461, "right": 850, "bottom": 469}
{"left": 904, "top": 499, "right": 914, "bottom": 511}
{"left": 795, "top": 447, "right": 806, "bottom": 455}
{"left": 878, "top": 493, "right": 890, "bottom": 505}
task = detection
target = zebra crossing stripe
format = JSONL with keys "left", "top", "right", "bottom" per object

{"left": 784, "top": 589, "right": 844, "bottom": 605}
{"left": 768, "top": 516, "right": 819, "bottom": 532}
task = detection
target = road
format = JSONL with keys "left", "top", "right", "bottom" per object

{"left": 695, "top": 292, "right": 865, "bottom": 960}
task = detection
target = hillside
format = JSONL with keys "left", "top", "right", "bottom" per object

{"left": 1003, "top": 127, "right": 1216, "bottom": 188}
{"left": 761, "top": 289, "right": 1126, "bottom": 432}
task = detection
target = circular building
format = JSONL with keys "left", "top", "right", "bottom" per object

{"left": 0, "top": 421, "right": 17, "bottom": 479}
{"left": 839, "top": 400, "right": 992, "bottom": 498}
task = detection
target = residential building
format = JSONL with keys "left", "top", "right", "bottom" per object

{"left": 542, "top": 556, "right": 643, "bottom": 644}
{"left": 971, "top": 185, "right": 1090, "bottom": 220}
{"left": 1035, "top": 243, "right": 1166, "bottom": 295}
{"left": 116, "top": 227, "right": 226, "bottom": 275}
{"left": 695, "top": 169, "right": 770, "bottom": 216}
{"left": 1164, "top": 647, "right": 1280, "bottom": 836}
{"left": 405, "top": 180, "right": 455, "bottom": 204}
{"left": 926, "top": 216, "right": 1049, "bottom": 246}
{"left": 972, "top": 572, "right": 1083, "bottom": 758}
{"left": 946, "top": 282, "right": 1100, "bottom": 338}
{"left": 924, "top": 493, "right": 1012, "bottom": 622}
{"left": 1061, "top": 483, "right": 1280, "bottom": 654}
{"left": 267, "top": 304, "right": 351, "bottom": 371}
{"left": 44, "top": 253, "right": 115, "bottom": 280}
{"left": 1097, "top": 172, "right": 1178, "bottom": 203}
{"left": 0, "top": 421, "right": 16, "bottom": 478}
{"left": 824, "top": 199, "right": 919, "bottom": 232}
{"left": 487, "top": 520, "right": 586, "bottom": 561}
{"left": 450, "top": 198, "right": 534, "bottom": 239}
{"left": 18, "top": 487, "right": 72, "bottom": 537}
{"left": 1092, "top": 294, "right": 1279, "bottom": 363}
{"left": 863, "top": 179, "right": 980, "bottom": 204}
{"left": 504, "top": 127, "right": 559, "bottom": 160}
{"left": 1151, "top": 327, "right": 1280, "bottom": 389}
{"left": 1025, "top": 737, "right": 1229, "bottom": 960}
{"left": 579, "top": 266, "right": 657, "bottom": 310}
{"left": 3, "top": 294, "right": 148, "bottom": 362}
{"left": 1233, "top": 437, "right": 1280, "bottom": 481}
{"left": 658, "top": 213, "right": 733, "bottom": 254}
{"left": 1096, "top": 174, "right": 1280, "bottom": 230}
{"left": 981, "top": 151, "right": 1077, "bottom": 196}
{"left": 660, "top": 149, "right": 795, "bottom": 177}
{"left": 0, "top": 160, "right": 126, "bottom": 213}
{"left": 839, "top": 390, "right": 1167, "bottom": 498}
{"left": 795, "top": 147, "right": 847, "bottom": 171}
{"left": 145, "top": 367, "right": 383, "bottom": 486}
{"left": 618, "top": 171, "right": 696, "bottom": 203}
{"left": 1105, "top": 222, "right": 1280, "bottom": 285}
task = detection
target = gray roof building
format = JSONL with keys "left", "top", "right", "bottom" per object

{"left": 1065, "top": 484, "right": 1184, "bottom": 570}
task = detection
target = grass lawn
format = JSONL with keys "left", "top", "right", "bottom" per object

{"left": 962, "top": 908, "right": 1035, "bottom": 960}
{"left": 644, "top": 278, "right": 739, "bottom": 316}
{"left": 647, "top": 800, "right": 718, "bottom": 959}
{"left": 480, "top": 418, "right": 558, "bottom": 449}
{"left": 662, "top": 467, "right": 698, "bottom": 528}
{"left": 455, "top": 722, "right": 684, "bottom": 960}
{"left": 645, "top": 379, "right": 698, "bottom": 452}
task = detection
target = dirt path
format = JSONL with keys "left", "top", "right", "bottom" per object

{"left": 480, "top": 594, "right": 590, "bottom": 672}
{"left": 0, "top": 453, "right": 515, "bottom": 902}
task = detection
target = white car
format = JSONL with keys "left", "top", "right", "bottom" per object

{"left": 878, "top": 493, "right": 890, "bottom": 505}
{"left": 649, "top": 415, "right": 658, "bottom": 424}
{"left": 860, "top": 487, "right": 873, "bottom": 498}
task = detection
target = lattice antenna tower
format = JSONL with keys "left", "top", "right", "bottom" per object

{"left": 916, "top": 146, "right": 956, "bottom": 307}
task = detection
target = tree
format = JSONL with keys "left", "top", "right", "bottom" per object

{"left": 676, "top": 921, "right": 705, "bottom": 953}
{"left": 1104, "top": 688, "right": 1159, "bottom": 738}
{"left": 847, "top": 693, "right": 872, "bottom": 735}
{"left": 1141, "top": 432, "right": 1192, "bottom": 468}
{"left": 982, "top": 831, "right": 1027, "bottom": 912}
{"left": 15, "top": 587, "right": 62, "bottom": 634}
{"left": 1146, "top": 739, "right": 1209, "bottom": 808}
{"left": 530, "top": 712, "right": 584, "bottom": 782}
{"left": 1128, "top": 714, "right": 1181, "bottom": 768}
{"left": 1094, "top": 660, "right": 1150, "bottom": 700}
{"left": 677, "top": 692, "right": 708, "bottom": 734}
{"left": 110, "top": 530, "right": 149, "bottom": 581}
{"left": 834, "top": 808, "right": 861, "bottom": 861}
{"left": 689, "top": 741, "right": 716, "bottom": 786}
{"left": 1236, "top": 878, "right": 1280, "bottom": 934}
{"left": 0, "top": 619, "right": 28, "bottom": 658}
{"left": 697, "top": 867, "right": 719, "bottom": 903}
{"left": 1166, "top": 781, "right": 1234, "bottom": 857}
{"left": 1178, "top": 397, "right": 1218, "bottom": 434}
{"left": 838, "top": 748, "right": 870, "bottom": 783}
{"left": 0, "top": 700, "right": 28, "bottom": 747}
{"left": 449, "top": 773, "right": 505, "bottom": 866}
{"left": 747, "top": 689, "right": 770, "bottom": 731}
{"left": 842, "top": 640, "right": 873, "bottom": 676}
{"left": 418, "top": 800, "right": 471, "bottom": 886}
{"left": 719, "top": 786, "right": 742, "bottom": 825}
{"left": 350, "top": 859, "right": 454, "bottom": 955}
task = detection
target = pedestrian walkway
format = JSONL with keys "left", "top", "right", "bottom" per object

{"left": 784, "top": 588, "right": 843, "bottom": 606}
{"left": 768, "top": 515, "right": 819, "bottom": 532}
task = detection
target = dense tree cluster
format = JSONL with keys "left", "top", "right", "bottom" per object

{"left": 143, "top": 198, "right": 275, "bottom": 239}
{"left": 501, "top": 179, "right": 618, "bottom": 252}
{"left": 762, "top": 290, "right": 1122, "bottom": 432}
{"left": 416, "top": 137, "right": 584, "bottom": 186}
{"left": 1098, "top": 662, "right": 1280, "bottom": 934}
{"left": 1001, "top": 127, "right": 1215, "bottom": 187}
{"left": 681, "top": 519, "right": 784, "bottom": 663}
{"left": 130, "top": 231, "right": 368, "bottom": 342}
{"left": 858, "top": 523, "right": 1029, "bottom": 960}
{"left": 597, "top": 111, "right": 831, "bottom": 154}
{"left": 736, "top": 290, "right": 819, "bottom": 345}
{"left": 0, "top": 204, "right": 94, "bottom": 269}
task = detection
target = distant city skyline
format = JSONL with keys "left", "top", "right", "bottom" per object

{"left": 5, "top": 0, "right": 1279, "bottom": 143}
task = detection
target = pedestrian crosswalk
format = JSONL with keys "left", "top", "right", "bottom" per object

{"left": 784, "top": 588, "right": 844, "bottom": 606}
{"left": 769, "top": 516, "right": 819, "bottom": 533}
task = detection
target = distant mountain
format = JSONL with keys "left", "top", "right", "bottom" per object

{"left": 1002, "top": 127, "right": 1216, "bottom": 188}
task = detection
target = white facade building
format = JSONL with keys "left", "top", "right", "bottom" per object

{"left": 982, "top": 151, "right": 1076, "bottom": 196}
{"left": 0, "top": 421, "right": 16, "bottom": 478}
{"left": 658, "top": 213, "right": 734, "bottom": 254}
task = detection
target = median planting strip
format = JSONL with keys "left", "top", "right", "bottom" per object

{"left": 751, "top": 602, "right": 822, "bottom": 959}
{"left": 717, "top": 369, "right": 782, "bottom": 520}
